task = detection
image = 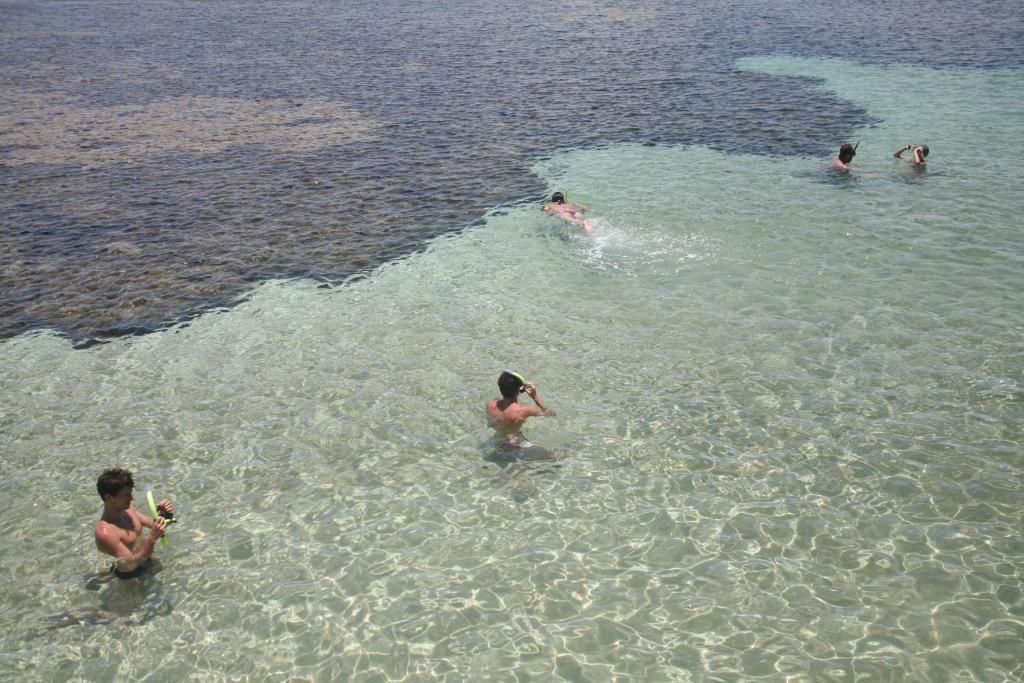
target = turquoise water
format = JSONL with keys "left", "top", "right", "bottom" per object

{"left": 1, "top": 57, "right": 1023, "bottom": 680}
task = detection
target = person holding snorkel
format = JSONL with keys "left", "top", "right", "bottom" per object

{"left": 486, "top": 370, "right": 555, "bottom": 449}
{"left": 894, "top": 143, "right": 929, "bottom": 166}
{"left": 94, "top": 469, "right": 174, "bottom": 579}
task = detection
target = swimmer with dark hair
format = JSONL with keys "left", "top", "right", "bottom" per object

{"left": 543, "top": 191, "right": 593, "bottom": 232}
{"left": 894, "top": 144, "right": 929, "bottom": 166}
{"left": 486, "top": 370, "right": 554, "bottom": 448}
{"left": 831, "top": 143, "right": 857, "bottom": 172}
{"left": 94, "top": 468, "right": 173, "bottom": 579}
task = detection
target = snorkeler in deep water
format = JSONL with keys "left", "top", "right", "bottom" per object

{"left": 94, "top": 469, "right": 173, "bottom": 580}
{"left": 486, "top": 370, "right": 555, "bottom": 449}
{"left": 543, "top": 192, "right": 593, "bottom": 231}
{"left": 894, "top": 143, "right": 929, "bottom": 166}
{"left": 831, "top": 142, "right": 858, "bottom": 173}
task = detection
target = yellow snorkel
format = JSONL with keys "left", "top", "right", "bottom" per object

{"left": 146, "top": 489, "right": 174, "bottom": 545}
{"left": 504, "top": 369, "right": 529, "bottom": 393}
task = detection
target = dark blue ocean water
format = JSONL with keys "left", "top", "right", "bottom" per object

{"left": 1, "top": 0, "right": 1021, "bottom": 344}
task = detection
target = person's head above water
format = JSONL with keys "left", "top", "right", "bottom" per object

{"left": 551, "top": 192, "right": 565, "bottom": 204}
{"left": 918, "top": 145, "right": 929, "bottom": 158}
{"left": 838, "top": 143, "right": 856, "bottom": 164}
{"left": 97, "top": 468, "right": 133, "bottom": 501}
{"left": 498, "top": 370, "right": 527, "bottom": 399}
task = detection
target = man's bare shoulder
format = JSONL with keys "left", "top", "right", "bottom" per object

{"left": 510, "top": 403, "right": 539, "bottom": 419}
{"left": 96, "top": 510, "right": 139, "bottom": 534}
{"left": 95, "top": 519, "right": 122, "bottom": 554}
{"left": 95, "top": 518, "right": 123, "bottom": 541}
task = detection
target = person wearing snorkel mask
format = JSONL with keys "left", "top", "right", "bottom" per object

{"left": 831, "top": 143, "right": 857, "bottom": 173}
{"left": 543, "top": 192, "right": 593, "bottom": 232}
{"left": 894, "top": 143, "right": 929, "bottom": 166}
{"left": 486, "top": 370, "right": 554, "bottom": 448}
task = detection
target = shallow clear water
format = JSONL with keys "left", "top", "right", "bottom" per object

{"left": 1, "top": 56, "right": 1022, "bottom": 680}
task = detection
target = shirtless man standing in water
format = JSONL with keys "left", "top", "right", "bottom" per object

{"left": 95, "top": 468, "right": 173, "bottom": 579}
{"left": 543, "top": 192, "right": 593, "bottom": 231}
{"left": 486, "top": 370, "right": 555, "bottom": 448}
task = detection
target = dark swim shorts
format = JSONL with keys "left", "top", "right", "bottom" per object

{"left": 110, "top": 558, "right": 151, "bottom": 580}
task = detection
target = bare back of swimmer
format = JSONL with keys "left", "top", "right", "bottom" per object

{"left": 486, "top": 370, "right": 554, "bottom": 447}
{"left": 543, "top": 191, "right": 593, "bottom": 231}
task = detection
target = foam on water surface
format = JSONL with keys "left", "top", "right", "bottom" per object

{"left": 1, "top": 57, "right": 1023, "bottom": 680}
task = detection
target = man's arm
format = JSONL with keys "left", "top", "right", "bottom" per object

{"left": 894, "top": 144, "right": 912, "bottom": 159}
{"left": 96, "top": 518, "right": 166, "bottom": 566}
{"left": 524, "top": 384, "right": 555, "bottom": 416}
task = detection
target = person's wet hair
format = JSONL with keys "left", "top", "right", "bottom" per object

{"left": 551, "top": 192, "right": 565, "bottom": 204}
{"left": 920, "top": 145, "right": 929, "bottom": 158}
{"left": 498, "top": 371, "right": 526, "bottom": 399}
{"left": 838, "top": 143, "right": 856, "bottom": 164}
{"left": 97, "top": 468, "right": 134, "bottom": 500}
